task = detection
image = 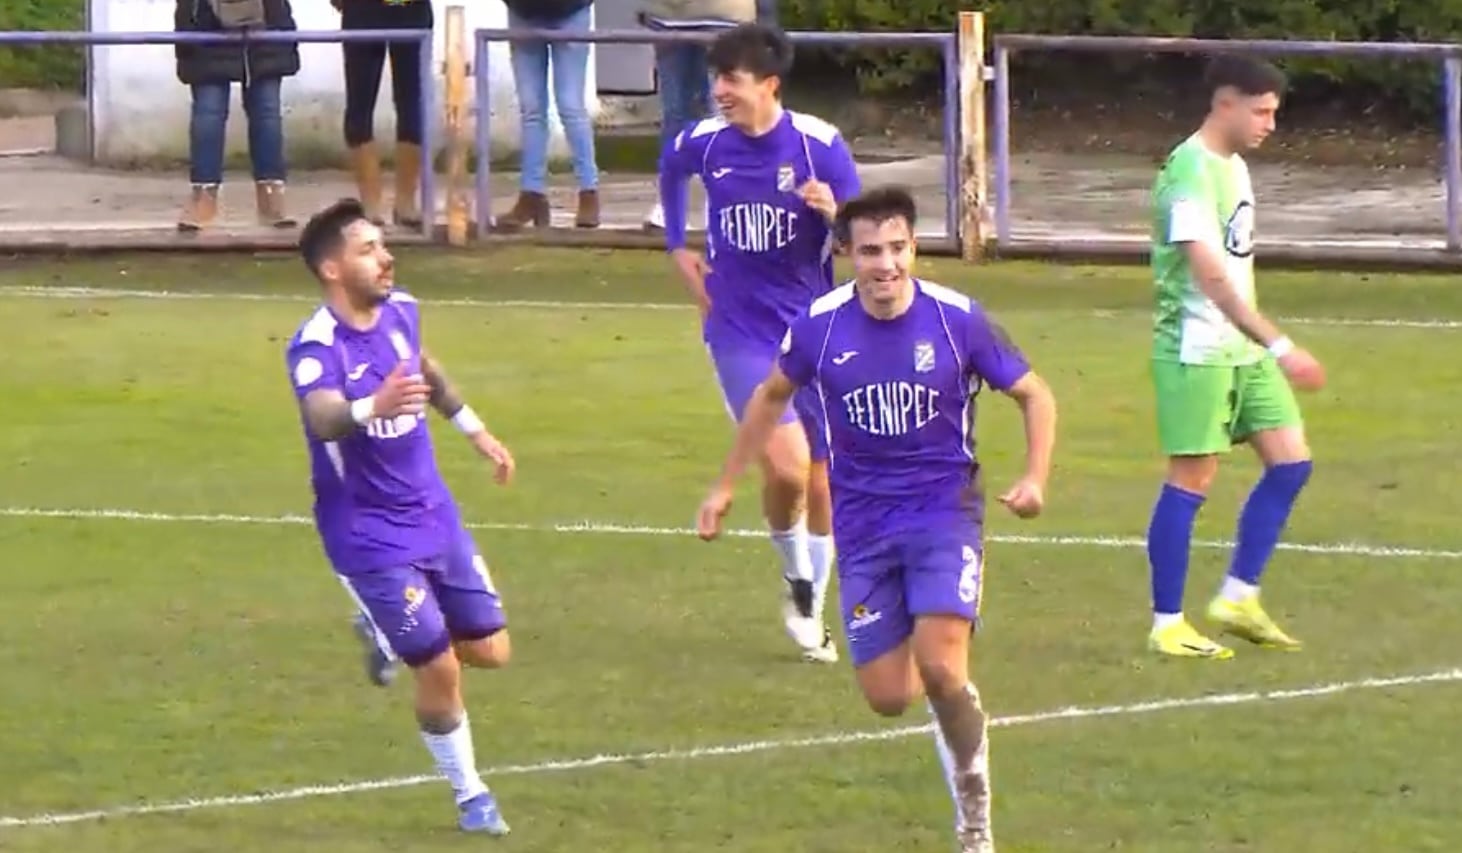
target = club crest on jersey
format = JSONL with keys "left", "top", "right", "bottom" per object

{"left": 913, "top": 340, "right": 936, "bottom": 373}
{"left": 776, "top": 163, "right": 796, "bottom": 192}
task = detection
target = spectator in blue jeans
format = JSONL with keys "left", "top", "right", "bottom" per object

{"left": 173, "top": 0, "right": 301, "bottom": 231}
{"left": 638, "top": 0, "right": 756, "bottom": 231}
{"left": 496, "top": 0, "right": 602, "bottom": 231}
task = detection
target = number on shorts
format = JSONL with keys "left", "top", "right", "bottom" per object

{"left": 471, "top": 555, "right": 499, "bottom": 596}
{"left": 958, "top": 545, "right": 981, "bottom": 605}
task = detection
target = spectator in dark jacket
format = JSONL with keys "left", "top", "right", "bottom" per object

{"left": 494, "top": 0, "right": 602, "bottom": 231}
{"left": 174, "top": 0, "right": 300, "bottom": 231}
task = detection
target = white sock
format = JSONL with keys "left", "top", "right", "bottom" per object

{"left": 1221, "top": 575, "right": 1258, "bottom": 603}
{"left": 420, "top": 713, "right": 489, "bottom": 804}
{"left": 770, "top": 521, "right": 814, "bottom": 583}
{"left": 807, "top": 533, "right": 835, "bottom": 620}
{"left": 1152, "top": 611, "right": 1184, "bottom": 631}
{"left": 927, "top": 699, "right": 965, "bottom": 832}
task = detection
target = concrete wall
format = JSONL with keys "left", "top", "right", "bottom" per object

{"left": 86, "top": 0, "right": 625, "bottom": 166}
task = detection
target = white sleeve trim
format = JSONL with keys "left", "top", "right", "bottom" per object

{"left": 1168, "top": 198, "right": 1219, "bottom": 245}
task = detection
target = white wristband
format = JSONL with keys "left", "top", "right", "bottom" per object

{"left": 1266, "top": 336, "right": 1295, "bottom": 358}
{"left": 349, "top": 397, "right": 375, "bottom": 426}
{"left": 451, "top": 404, "right": 486, "bottom": 435}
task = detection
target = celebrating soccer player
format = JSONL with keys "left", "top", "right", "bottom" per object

{"left": 695, "top": 186, "right": 1057, "bottom": 853}
{"left": 1145, "top": 56, "right": 1326, "bottom": 660}
{"left": 658, "top": 23, "right": 861, "bottom": 662}
{"left": 284, "top": 200, "right": 516, "bottom": 834}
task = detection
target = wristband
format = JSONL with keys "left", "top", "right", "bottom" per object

{"left": 451, "top": 404, "right": 486, "bottom": 435}
{"left": 349, "top": 397, "right": 375, "bottom": 426}
{"left": 1266, "top": 336, "right": 1295, "bottom": 358}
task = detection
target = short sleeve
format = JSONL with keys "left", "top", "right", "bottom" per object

{"left": 1163, "top": 157, "right": 1219, "bottom": 245}
{"left": 818, "top": 133, "right": 861, "bottom": 204}
{"left": 287, "top": 342, "right": 343, "bottom": 400}
{"left": 964, "top": 308, "right": 1030, "bottom": 392}
{"left": 777, "top": 315, "right": 818, "bottom": 387}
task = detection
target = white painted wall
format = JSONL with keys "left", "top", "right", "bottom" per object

{"left": 86, "top": 0, "right": 622, "bottom": 166}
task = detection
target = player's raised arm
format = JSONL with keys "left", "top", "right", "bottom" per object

{"left": 291, "top": 346, "right": 430, "bottom": 441}
{"left": 420, "top": 348, "right": 515, "bottom": 485}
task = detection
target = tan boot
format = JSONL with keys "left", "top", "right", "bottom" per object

{"left": 575, "top": 189, "right": 600, "bottom": 229}
{"left": 492, "top": 191, "right": 550, "bottom": 232}
{"left": 255, "top": 180, "right": 297, "bottom": 229}
{"left": 348, "top": 142, "right": 385, "bottom": 225}
{"left": 177, "top": 183, "right": 219, "bottom": 232}
{"left": 393, "top": 141, "right": 423, "bottom": 228}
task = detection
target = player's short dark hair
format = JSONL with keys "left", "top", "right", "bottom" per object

{"left": 1204, "top": 54, "right": 1286, "bottom": 98}
{"left": 834, "top": 186, "right": 919, "bottom": 245}
{"left": 707, "top": 23, "right": 793, "bottom": 81}
{"left": 299, "top": 198, "right": 369, "bottom": 278}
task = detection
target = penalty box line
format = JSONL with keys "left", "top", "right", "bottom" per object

{"left": 1, "top": 666, "right": 1459, "bottom": 830}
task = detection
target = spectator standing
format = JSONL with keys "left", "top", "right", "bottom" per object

{"left": 335, "top": 0, "right": 433, "bottom": 229}
{"left": 638, "top": 0, "right": 755, "bottom": 231}
{"left": 174, "top": 0, "right": 301, "bottom": 231}
{"left": 495, "top": 0, "right": 602, "bottom": 231}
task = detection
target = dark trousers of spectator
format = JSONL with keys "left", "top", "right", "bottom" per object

{"left": 340, "top": 0, "right": 433, "bottom": 226}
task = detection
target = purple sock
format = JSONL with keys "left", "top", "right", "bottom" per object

{"left": 1229, "top": 461, "right": 1313, "bottom": 585}
{"left": 1147, "top": 484, "right": 1205, "bottom": 614}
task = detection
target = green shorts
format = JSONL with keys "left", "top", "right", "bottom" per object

{"left": 1151, "top": 358, "right": 1303, "bottom": 456}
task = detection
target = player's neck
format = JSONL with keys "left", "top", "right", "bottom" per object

{"left": 857, "top": 280, "right": 916, "bottom": 321}
{"left": 1196, "top": 121, "right": 1235, "bottom": 158}
{"left": 738, "top": 103, "right": 784, "bottom": 138}
{"left": 327, "top": 294, "right": 382, "bottom": 331}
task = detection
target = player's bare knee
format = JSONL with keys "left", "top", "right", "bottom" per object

{"left": 455, "top": 631, "right": 510, "bottom": 669}
{"left": 863, "top": 686, "right": 916, "bottom": 717}
{"left": 805, "top": 462, "right": 833, "bottom": 534}
{"left": 1167, "top": 454, "right": 1219, "bottom": 494}
{"left": 915, "top": 658, "right": 968, "bottom": 701}
{"left": 1249, "top": 426, "right": 1311, "bottom": 467}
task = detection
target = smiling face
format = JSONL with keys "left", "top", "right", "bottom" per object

{"left": 710, "top": 66, "right": 781, "bottom": 131}
{"left": 848, "top": 214, "right": 917, "bottom": 310}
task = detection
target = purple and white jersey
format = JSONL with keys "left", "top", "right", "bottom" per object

{"left": 284, "top": 289, "right": 454, "bottom": 575}
{"left": 778, "top": 279, "right": 1031, "bottom": 547}
{"left": 658, "top": 109, "right": 861, "bottom": 349}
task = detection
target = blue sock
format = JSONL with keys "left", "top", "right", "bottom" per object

{"left": 1229, "top": 460, "right": 1313, "bottom": 585}
{"left": 1147, "top": 484, "right": 1206, "bottom": 614}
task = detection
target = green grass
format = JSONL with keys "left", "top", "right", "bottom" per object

{"left": 1, "top": 248, "right": 1460, "bottom": 852}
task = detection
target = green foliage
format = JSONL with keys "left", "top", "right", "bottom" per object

{"left": 0, "top": 0, "right": 86, "bottom": 90}
{"left": 779, "top": 0, "right": 1462, "bottom": 117}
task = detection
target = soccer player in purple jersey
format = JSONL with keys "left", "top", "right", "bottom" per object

{"left": 284, "top": 200, "right": 516, "bottom": 835}
{"left": 695, "top": 187, "right": 1057, "bottom": 853}
{"left": 659, "top": 23, "right": 861, "bottom": 662}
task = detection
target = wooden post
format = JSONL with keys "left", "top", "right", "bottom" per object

{"left": 444, "top": 5, "right": 469, "bottom": 246}
{"left": 957, "top": 11, "right": 987, "bottom": 262}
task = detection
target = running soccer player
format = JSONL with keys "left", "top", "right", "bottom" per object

{"left": 659, "top": 22, "right": 861, "bottom": 662}
{"left": 696, "top": 186, "right": 1057, "bottom": 853}
{"left": 285, "top": 199, "right": 516, "bottom": 834}
{"left": 1146, "top": 56, "right": 1326, "bottom": 660}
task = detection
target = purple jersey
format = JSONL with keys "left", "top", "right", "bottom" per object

{"left": 658, "top": 109, "right": 861, "bottom": 348}
{"left": 284, "top": 289, "right": 455, "bottom": 575}
{"left": 778, "top": 279, "right": 1031, "bottom": 548}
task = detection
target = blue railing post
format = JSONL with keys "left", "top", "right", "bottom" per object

{"left": 1445, "top": 56, "right": 1461, "bottom": 252}
{"left": 992, "top": 45, "right": 1011, "bottom": 247}
{"left": 474, "top": 31, "right": 492, "bottom": 239}
{"left": 942, "top": 37, "right": 960, "bottom": 247}
{"left": 417, "top": 30, "right": 437, "bottom": 240}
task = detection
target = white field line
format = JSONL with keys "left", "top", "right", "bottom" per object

{"left": 1, "top": 666, "right": 1458, "bottom": 830}
{"left": 2, "top": 505, "right": 1461, "bottom": 560}
{"left": 1, "top": 284, "right": 1460, "bottom": 330}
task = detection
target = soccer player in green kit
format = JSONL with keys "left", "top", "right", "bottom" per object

{"left": 1145, "top": 55, "right": 1327, "bottom": 660}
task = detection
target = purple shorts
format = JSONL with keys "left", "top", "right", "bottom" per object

{"left": 707, "top": 342, "right": 828, "bottom": 462}
{"left": 838, "top": 522, "right": 985, "bottom": 668}
{"left": 339, "top": 524, "right": 507, "bottom": 668}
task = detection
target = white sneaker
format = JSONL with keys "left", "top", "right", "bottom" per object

{"left": 801, "top": 627, "right": 839, "bottom": 664}
{"left": 954, "top": 768, "right": 994, "bottom": 853}
{"left": 781, "top": 578, "right": 824, "bottom": 652}
{"left": 643, "top": 201, "right": 665, "bottom": 231}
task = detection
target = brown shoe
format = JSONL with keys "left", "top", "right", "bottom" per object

{"left": 255, "top": 180, "right": 297, "bottom": 229}
{"left": 177, "top": 183, "right": 219, "bottom": 232}
{"left": 347, "top": 142, "right": 385, "bottom": 225}
{"left": 493, "top": 191, "right": 550, "bottom": 232}
{"left": 393, "top": 141, "right": 423, "bottom": 228}
{"left": 575, "top": 189, "right": 600, "bottom": 229}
